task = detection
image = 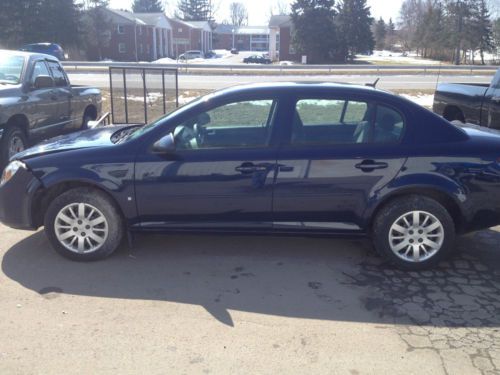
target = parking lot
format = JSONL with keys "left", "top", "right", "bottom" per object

{"left": 1, "top": 223, "right": 499, "bottom": 374}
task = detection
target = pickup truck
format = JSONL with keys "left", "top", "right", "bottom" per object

{"left": 433, "top": 68, "right": 500, "bottom": 128}
{"left": 0, "top": 50, "right": 101, "bottom": 167}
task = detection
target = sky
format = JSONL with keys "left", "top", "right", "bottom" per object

{"left": 108, "top": 0, "right": 405, "bottom": 25}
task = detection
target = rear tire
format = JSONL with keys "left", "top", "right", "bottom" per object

{"left": 372, "top": 195, "right": 456, "bottom": 270}
{"left": 81, "top": 109, "right": 96, "bottom": 130}
{"left": 0, "top": 126, "right": 27, "bottom": 169}
{"left": 44, "top": 187, "right": 124, "bottom": 261}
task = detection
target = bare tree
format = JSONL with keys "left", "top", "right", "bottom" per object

{"left": 229, "top": 2, "right": 248, "bottom": 27}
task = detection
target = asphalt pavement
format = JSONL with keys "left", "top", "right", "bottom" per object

{"left": 1, "top": 223, "right": 500, "bottom": 374}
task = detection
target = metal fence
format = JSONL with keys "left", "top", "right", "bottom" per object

{"left": 109, "top": 66, "right": 179, "bottom": 125}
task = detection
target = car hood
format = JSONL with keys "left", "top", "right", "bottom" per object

{"left": 13, "top": 125, "right": 136, "bottom": 161}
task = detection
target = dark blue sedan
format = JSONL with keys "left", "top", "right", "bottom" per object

{"left": 1, "top": 82, "right": 500, "bottom": 270}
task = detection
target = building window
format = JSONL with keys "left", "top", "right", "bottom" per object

{"left": 117, "top": 25, "right": 125, "bottom": 34}
{"left": 138, "top": 26, "right": 142, "bottom": 35}
{"left": 139, "top": 44, "right": 143, "bottom": 54}
{"left": 178, "top": 28, "right": 183, "bottom": 33}
{"left": 119, "top": 43, "right": 126, "bottom": 53}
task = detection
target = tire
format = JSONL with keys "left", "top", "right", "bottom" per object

{"left": 81, "top": 110, "right": 96, "bottom": 130}
{"left": 44, "top": 187, "right": 124, "bottom": 261}
{"left": 372, "top": 195, "right": 456, "bottom": 270}
{"left": 0, "top": 126, "right": 27, "bottom": 169}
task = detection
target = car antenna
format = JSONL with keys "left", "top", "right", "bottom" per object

{"left": 366, "top": 78, "right": 380, "bottom": 88}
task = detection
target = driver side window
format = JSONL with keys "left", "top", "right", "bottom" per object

{"left": 31, "top": 61, "right": 51, "bottom": 87}
{"left": 174, "top": 99, "right": 276, "bottom": 150}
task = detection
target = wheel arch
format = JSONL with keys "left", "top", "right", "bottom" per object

{"left": 368, "top": 186, "right": 465, "bottom": 234}
{"left": 32, "top": 179, "right": 126, "bottom": 228}
{"left": 83, "top": 104, "right": 98, "bottom": 120}
{"left": 443, "top": 105, "right": 465, "bottom": 122}
{"left": 5, "top": 114, "right": 30, "bottom": 136}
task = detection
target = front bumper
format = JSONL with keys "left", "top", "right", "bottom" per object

{"left": 0, "top": 166, "right": 41, "bottom": 230}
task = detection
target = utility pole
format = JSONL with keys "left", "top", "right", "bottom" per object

{"left": 454, "top": 0, "right": 463, "bottom": 65}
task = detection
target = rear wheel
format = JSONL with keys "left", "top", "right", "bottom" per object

{"left": 372, "top": 195, "right": 456, "bottom": 270}
{"left": 81, "top": 109, "right": 96, "bottom": 130}
{"left": 44, "top": 187, "right": 124, "bottom": 261}
{"left": 0, "top": 126, "right": 26, "bottom": 169}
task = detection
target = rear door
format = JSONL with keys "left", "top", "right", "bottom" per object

{"left": 273, "top": 94, "right": 407, "bottom": 233}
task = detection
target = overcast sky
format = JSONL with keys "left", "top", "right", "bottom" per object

{"left": 108, "top": 0, "right": 404, "bottom": 25}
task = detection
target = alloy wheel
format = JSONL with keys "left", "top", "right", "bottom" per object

{"left": 388, "top": 210, "right": 444, "bottom": 263}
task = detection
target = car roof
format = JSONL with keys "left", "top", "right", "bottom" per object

{"left": 0, "top": 49, "right": 59, "bottom": 62}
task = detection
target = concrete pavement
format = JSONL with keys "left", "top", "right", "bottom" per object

{"left": 1, "top": 223, "right": 499, "bottom": 374}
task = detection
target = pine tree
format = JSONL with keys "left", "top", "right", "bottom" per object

{"left": 336, "top": 0, "right": 375, "bottom": 58}
{"left": 132, "top": 0, "right": 164, "bottom": 13}
{"left": 386, "top": 18, "right": 396, "bottom": 49}
{"left": 290, "top": 0, "right": 339, "bottom": 63}
{"left": 177, "top": 0, "right": 213, "bottom": 21}
{"left": 475, "top": 0, "right": 494, "bottom": 64}
{"left": 374, "top": 18, "right": 387, "bottom": 50}
{"left": 80, "top": 0, "right": 112, "bottom": 60}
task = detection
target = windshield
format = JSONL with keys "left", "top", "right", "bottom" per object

{"left": 123, "top": 94, "right": 210, "bottom": 142}
{"left": 0, "top": 55, "right": 25, "bottom": 84}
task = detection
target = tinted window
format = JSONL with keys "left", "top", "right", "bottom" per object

{"left": 292, "top": 99, "right": 371, "bottom": 145}
{"left": 47, "top": 61, "right": 68, "bottom": 87}
{"left": 31, "top": 61, "right": 51, "bottom": 87}
{"left": 373, "top": 105, "right": 405, "bottom": 143}
{"left": 174, "top": 100, "right": 276, "bottom": 149}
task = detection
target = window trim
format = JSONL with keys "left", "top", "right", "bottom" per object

{"left": 117, "top": 25, "right": 125, "bottom": 34}
{"left": 29, "top": 59, "right": 52, "bottom": 89}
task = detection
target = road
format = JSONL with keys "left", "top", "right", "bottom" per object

{"left": 68, "top": 72, "right": 493, "bottom": 91}
{"left": 1, "top": 223, "right": 500, "bottom": 374}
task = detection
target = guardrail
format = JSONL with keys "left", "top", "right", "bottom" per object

{"left": 62, "top": 61, "right": 499, "bottom": 74}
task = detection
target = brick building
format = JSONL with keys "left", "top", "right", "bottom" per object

{"left": 91, "top": 9, "right": 173, "bottom": 62}
{"left": 169, "top": 19, "right": 213, "bottom": 57}
{"left": 213, "top": 25, "right": 270, "bottom": 52}
{"left": 268, "top": 15, "right": 299, "bottom": 62}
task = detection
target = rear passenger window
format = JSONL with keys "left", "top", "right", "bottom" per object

{"left": 47, "top": 61, "right": 68, "bottom": 87}
{"left": 292, "top": 99, "right": 370, "bottom": 145}
{"left": 373, "top": 105, "right": 405, "bottom": 143}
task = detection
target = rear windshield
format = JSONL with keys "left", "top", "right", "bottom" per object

{"left": 0, "top": 55, "right": 25, "bottom": 84}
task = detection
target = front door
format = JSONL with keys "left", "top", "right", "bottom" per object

{"left": 134, "top": 97, "right": 279, "bottom": 229}
{"left": 273, "top": 96, "right": 407, "bottom": 233}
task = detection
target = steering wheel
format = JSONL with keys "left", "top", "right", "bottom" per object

{"left": 194, "top": 113, "right": 211, "bottom": 145}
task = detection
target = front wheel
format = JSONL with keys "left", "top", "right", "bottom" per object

{"left": 44, "top": 188, "right": 124, "bottom": 261}
{"left": 372, "top": 195, "right": 456, "bottom": 270}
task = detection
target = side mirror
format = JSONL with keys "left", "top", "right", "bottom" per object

{"left": 34, "top": 75, "right": 54, "bottom": 89}
{"left": 152, "top": 133, "right": 176, "bottom": 154}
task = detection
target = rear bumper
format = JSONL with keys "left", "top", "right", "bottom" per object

{"left": 0, "top": 167, "right": 41, "bottom": 230}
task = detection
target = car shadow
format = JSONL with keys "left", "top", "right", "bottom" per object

{"left": 2, "top": 229, "right": 500, "bottom": 328}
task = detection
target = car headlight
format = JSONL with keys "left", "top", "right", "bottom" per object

{"left": 0, "top": 160, "right": 27, "bottom": 188}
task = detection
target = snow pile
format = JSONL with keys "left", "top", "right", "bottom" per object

{"left": 400, "top": 94, "right": 434, "bottom": 108}
{"left": 357, "top": 50, "right": 441, "bottom": 65}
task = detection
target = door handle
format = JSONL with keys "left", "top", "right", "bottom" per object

{"left": 235, "top": 162, "right": 269, "bottom": 174}
{"left": 278, "top": 165, "right": 294, "bottom": 172}
{"left": 355, "top": 160, "right": 388, "bottom": 171}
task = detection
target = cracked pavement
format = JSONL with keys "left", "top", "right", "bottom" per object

{"left": 0, "top": 223, "right": 499, "bottom": 374}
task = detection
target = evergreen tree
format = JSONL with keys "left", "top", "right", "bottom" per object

{"left": 80, "top": 0, "right": 112, "bottom": 60}
{"left": 386, "top": 18, "right": 396, "bottom": 49}
{"left": 475, "top": 0, "right": 494, "bottom": 64}
{"left": 177, "top": 0, "right": 213, "bottom": 21}
{"left": 336, "top": 0, "right": 375, "bottom": 58}
{"left": 374, "top": 18, "right": 387, "bottom": 50}
{"left": 290, "top": 0, "right": 339, "bottom": 63}
{"left": 132, "top": 0, "right": 164, "bottom": 13}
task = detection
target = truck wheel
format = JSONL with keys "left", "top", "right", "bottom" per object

{"left": 0, "top": 126, "right": 26, "bottom": 167}
{"left": 81, "top": 109, "right": 96, "bottom": 130}
{"left": 372, "top": 195, "right": 456, "bottom": 270}
{"left": 44, "top": 187, "right": 124, "bottom": 261}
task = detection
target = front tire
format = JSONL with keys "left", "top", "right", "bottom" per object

{"left": 372, "top": 195, "right": 456, "bottom": 270}
{"left": 44, "top": 188, "right": 124, "bottom": 261}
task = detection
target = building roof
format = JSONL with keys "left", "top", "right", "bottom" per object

{"left": 183, "top": 20, "right": 212, "bottom": 32}
{"left": 104, "top": 9, "right": 171, "bottom": 29}
{"left": 214, "top": 24, "right": 269, "bottom": 35}
{"left": 269, "top": 15, "right": 292, "bottom": 28}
